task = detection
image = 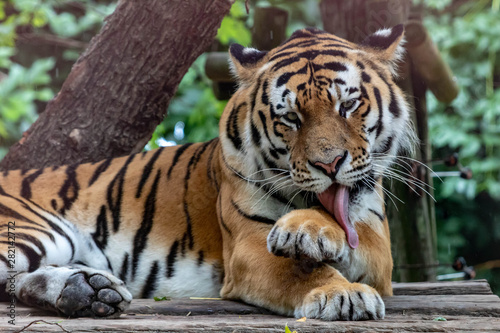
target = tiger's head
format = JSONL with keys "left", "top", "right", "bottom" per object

{"left": 221, "top": 26, "right": 416, "bottom": 248}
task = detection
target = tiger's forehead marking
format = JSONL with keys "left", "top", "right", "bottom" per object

{"left": 266, "top": 34, "right": 364, "bottom": 112}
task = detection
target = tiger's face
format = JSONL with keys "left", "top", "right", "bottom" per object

{"left": 268, "top": 56, "right": 374, "bottom": 194}
{"left": 222, "top": 26, "right": 415, "bottom": 245}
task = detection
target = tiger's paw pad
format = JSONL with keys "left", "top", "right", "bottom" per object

{"left": 295, "top": 283, "right": 385, "bottom": 321}
{"left": 267, "top": 211, "right": 347, "bottom": 263}
{"left": 56, "top": 272, "right": 132, "bottom": 318}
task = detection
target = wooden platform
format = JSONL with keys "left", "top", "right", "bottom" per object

{"left": 1, "top": 280, "right": 499, "bottom": 332}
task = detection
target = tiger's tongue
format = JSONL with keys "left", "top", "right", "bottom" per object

{"left": 317, "top": 184, "right": 359, "bottom": 249}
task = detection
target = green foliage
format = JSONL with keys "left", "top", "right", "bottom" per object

{"left": 217, "top": 1, "right": 252, "bottom": 46}
{"left": 422, "top": 0, "right": 500, "bottom": 293}
{"left": 147, "top": 55, "right": 226, "bottom": 149}
{"left": 424, "top": 1, "right": 500, "bottom": 199}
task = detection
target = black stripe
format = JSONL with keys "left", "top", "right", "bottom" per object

{"left": 269, "top": 51, "right": 295, "bottom": 63}
{"left": 334, "top": 78, "right": 346, "bottom": 85}
{"left": 348, "top": 294, "right": 354, "bottom": 320}
{"left": 89, "top": 158, "right": 113, "bottom": 186}
{"left": 17, "top": 202, "right": 76, "bottom": 260}
{"left": 369, "top": 209, "right": 385, "bottom": 222}
{"left": 136, "top": 148, "right": 164, "bottom": 198}
{"left": 261, "top": 150, "right": 280, "bottom": 171}
{"left": 206, "top": 139, "right": 220, "bottom": 191}
{"left": 356, "top": 61, "right": 365, "bottom": 70}
{"left": 322, "top": 43, "right": 353, "bottom": 50}
{"left": 276, "top": 63, "right": 308, "bottom": 87}
{"left": 0, "top": 254, "right": 8, "bottom": 266}
{"left": 277, "top": 40, "right": 319, "bottom": 53}
{"left": 167, "top": 143, "right": 193, "bottom": 180}
{"left": 107, "top": 154, "right": 135, "bottom": 232}
{"left": 250, "top": 119, "right": 261, "bottom": 147}
{"left": 261, "top": 80, "right": 269, "bottom": 105}
{"left": 0, "top": 241, "right": 40, "bottom": 272}
{"left": 362, "top": 72, "right": 371, "bottom": 83}
{"left": 322, "top": 62, "right": 348, "bottom": 72}
{"left": 375, "top": 135, "right": 393, "bottom": 154}
{"left": 367, "top": 87, "right": 384, "bottom": 137}
{"left": 92, "top": 205, "right": 109, "bottom": 249}
{"left": 217, "top": 195, "right": 231, "bottom": 236}
{"left": 20, "top": 168, "right": 44, "bottom": 200}
{"left": 374, "top": 87, "right": 384, "bottom": 138}
{"left": 250, "top": 75, "right": 263, "bottom": 115}
{"left": 297, "top": 49, "right": 347, "bottom": 60}
{"left": 231, "top": 200, "right": 275, "bottom": 225}
{"left": 258, "top": 110, "right": 281, "bottom": 156}
{"left": 166, "top": 240, "right": 179, "bottom": 278}
{"left": 271, "top": 56, "right": 301, "bottom": 71}
{"left": 131, "top": 169, "right": 161, "bottom": 280}
{"left": 0, "top": 224, "right": 55, "bottom": 241}
{"left": 361, "top": 105, "right": 371, "bottom": 118}
{"left": 0, "top": 202, "right": 44, "bottom": 228}
{"left": 360, "top": 85, "right": 368, "bottom": 99}
{"left": 225, "top": 103, "right": 245, "bottom": 152}
{"left": 0, "top": 196, "right": 76, "bottom": 261}
{"left": 119, "top": 253, "right": 129, "bottom": 281}
{"left": 197, "top": 250, "right": 204, "bottom": 266}
{"left": 58, "top": 164, "right": 80, "bottom": 216}
{"left": 16, "top": 232, "right": 47, "bottom": 256}
{"left": 182, "top": 142, "right": 212, "bottom": 251}
{"left": 140, "top": 261, "right": 159, "bottom": 298}
{"left": 388, "top": 88, "right": 401, "bottom": 117}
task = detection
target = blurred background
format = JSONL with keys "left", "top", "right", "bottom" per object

{"left": 0, "top": 0, "right": 499, "bottom": 293}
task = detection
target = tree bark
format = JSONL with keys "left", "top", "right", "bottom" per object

{"left": 0, "top": 0, "right": 233, "bottom": 171}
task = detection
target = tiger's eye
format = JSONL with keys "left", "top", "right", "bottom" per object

{"left": 284, "top": 112, "right": 298, "bottom": 121}
{"left": 341, "top": 100, "right": 355, "bottom": 109}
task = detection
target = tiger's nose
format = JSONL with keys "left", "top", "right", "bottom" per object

{"left": 312, "top": 151, "right": 348, "bottom": 177}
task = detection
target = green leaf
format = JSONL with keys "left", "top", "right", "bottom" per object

{"left": 153, "top": 296, "right": 171, "bottom": 301}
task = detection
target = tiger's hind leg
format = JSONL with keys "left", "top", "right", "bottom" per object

{"left": 14, "top": 265, "right": 132, "bottom": 317}
{"left": 0, "top": 194, "right": 131, "bottom": 317}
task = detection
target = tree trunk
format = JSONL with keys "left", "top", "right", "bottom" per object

{"left": 0, "top": 0, "right": 233, "bottom": 171}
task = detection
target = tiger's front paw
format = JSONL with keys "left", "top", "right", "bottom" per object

{"left": 295, "top": 282, "right": 385, "bottom": 321}
{"left": 267, "top": 209, "right": 348, "bottom": 263}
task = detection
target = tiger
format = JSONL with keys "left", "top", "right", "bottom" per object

{"left": 0, "top": 25, "right": 414, "bottom": 321}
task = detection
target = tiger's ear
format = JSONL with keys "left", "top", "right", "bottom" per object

{"left": 361, "top": 24, "right": 405, "bottom": 74}
{"left": 229, "top": 44, "right": 269, "bottom": 85}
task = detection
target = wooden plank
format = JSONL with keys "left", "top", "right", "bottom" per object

{"left": 2, "top": 314, "right": 500, "bottom": 332}
{"left": 3, "top": 294, "right": 499, "bottom": 318}
{"left": 2, "top": 281, "right": 499, "bottom": 332}
{"left": 385, "top": 295, "right": 500, "bottom": 317}
{"left": 393, "top": 279, "right": 493, "bottom": 295}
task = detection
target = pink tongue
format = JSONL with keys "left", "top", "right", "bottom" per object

{"left": 317, "top": 185, "right": 359, "bottom": 249}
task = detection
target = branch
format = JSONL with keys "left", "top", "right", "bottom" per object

{"left": 16, "top": 32, "right": 88, "bottom": 50}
